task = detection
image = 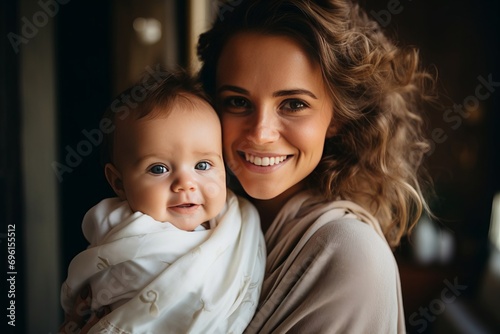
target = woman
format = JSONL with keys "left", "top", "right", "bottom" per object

{"left": 62, "top": 0, "right": 434, "bottom": 332}
{"left": 196, "top": 1, "right": 433, "bottom": 332}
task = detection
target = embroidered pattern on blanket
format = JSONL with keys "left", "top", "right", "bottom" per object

{"left": 60, "top": 190, "right": 265, "bottom": 334}
{"left": 139, "top": 290, "right": 159, "bottom": 316}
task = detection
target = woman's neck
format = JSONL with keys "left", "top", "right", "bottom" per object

{"left": 251, "top": 182, "right": 306, "bottom": 234}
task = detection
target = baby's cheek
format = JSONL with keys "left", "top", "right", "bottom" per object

{"left": 205, "top": 176, "right": 226, "bottom": 200}
{"left": 127, "top": 187, "right": 161, "bottom": 216}
{"left": 203, "top": 180, "right": 227, "bottom": 217}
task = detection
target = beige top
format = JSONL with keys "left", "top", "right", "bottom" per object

{"left": 245, "top": 190, "right": 406, "bottom": 334}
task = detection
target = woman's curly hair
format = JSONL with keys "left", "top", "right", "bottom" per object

{"left": 197, "top": 0, "right": 436, "bottom": 247}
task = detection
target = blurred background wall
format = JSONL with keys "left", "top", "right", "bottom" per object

{"left": 1, "top": 0, "right": 499, "bottom": 333}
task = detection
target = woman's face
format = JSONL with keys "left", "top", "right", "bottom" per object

{"left": 216, "top": 32, "right": 334, "bottom": 200}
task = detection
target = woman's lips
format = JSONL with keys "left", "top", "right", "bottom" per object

{"left": 244, "top": 153, "right": 288, "bottom": 166}
{"left": 237, "top": 151, "right": 291, "bottom": 172}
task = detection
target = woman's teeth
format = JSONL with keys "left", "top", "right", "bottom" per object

{"left": 245, "top": 153, "right": 287, "bottom": 166}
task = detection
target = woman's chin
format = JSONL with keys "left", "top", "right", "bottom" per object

{"left": 241, "top": 180, "right": 306, "bottom": 202}
{"left": 242, "top": 186, "right": 280, "bottom": 200}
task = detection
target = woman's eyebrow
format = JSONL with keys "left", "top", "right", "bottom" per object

{"left": 217, "top": 85, "right": 249, "bottom": 95}
{"left": 217, "top": 86, "right": 317, "bottom": 99}
{"left": 273, "top": 89, "right": 317, "bottom": 99}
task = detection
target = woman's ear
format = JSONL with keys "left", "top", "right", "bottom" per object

{"left": 326, "top": 121, "right": 338, "bottom": 138}
{"left": 104, "top": 163, "right": 126, "bottom": 200}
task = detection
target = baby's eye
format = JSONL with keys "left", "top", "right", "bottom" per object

{"left": 195, "top": 161, "right": 211, "bottom": 171}
{"left": 149, "top": 165, "right": 168, "bottom": 174}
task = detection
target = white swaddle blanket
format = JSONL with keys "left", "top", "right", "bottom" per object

{"left": 61, "top": 190, "right": 265, "bottom": 334}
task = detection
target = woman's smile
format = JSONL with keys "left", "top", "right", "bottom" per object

{"left": 216, "top": 32, "right": 335, "bottom": 200}
{"left": 240, "top": 150, "right": 291, "bottom": 171}
{"left": 243, "top": 153, "right": 289, "bottom": 167}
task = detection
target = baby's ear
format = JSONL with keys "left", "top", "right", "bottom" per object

{"left": 104, "top": 163, "right": 126, "bottom": 200}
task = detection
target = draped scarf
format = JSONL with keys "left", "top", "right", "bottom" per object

{"left": 245, "top": 190, "right": 405, "bottom": 333}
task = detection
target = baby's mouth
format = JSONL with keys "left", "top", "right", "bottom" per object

{"left": 174, "top": 203, "right": 196, "bottom": 208}
{"left": 168, "top": 203, "right": 200, "bottom": 214}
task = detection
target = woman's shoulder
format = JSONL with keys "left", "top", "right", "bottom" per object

{"left": 287, "top": 192, "right": 392, "bottom": 257}
{"left": 299, "top": 216, "right": 402, "bottom": 309}
{"left": 272, "top": 192, "right": 397, "bottom": 271}
{"left": 259, "top": 210, "right": 404, "bottom": 333}
{"left": 299, "top": 210, "right": 399, "bottom": 280}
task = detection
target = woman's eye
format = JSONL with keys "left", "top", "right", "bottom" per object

{"left": 281, "top": 99, "right": 308, "bottom": 111}
{"left": 149, "top": 165, "right": 168, "bottom": 174}
{"left": 221, "top": 97, "right": 251, "bottom": 112}
{"left": 228, "top": 97, "right": 249, "bottom": 107}
{"left": 195, "top": 161, "right": 211, "bottom": 170}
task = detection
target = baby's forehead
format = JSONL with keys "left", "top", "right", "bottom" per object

{"left": 115, "top": 93, "right": 215, "bottom": 125}
{"left": 149, "top": 93, "right": 216, "bottom": 120}
{"left": 172, "top": 93, "right": 215, "bottom": 113}
{"left": 116, "top": 100, "right": 219, "bottom": 145}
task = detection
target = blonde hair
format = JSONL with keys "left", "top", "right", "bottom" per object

{"left": 198, "top": 0, "right": 436, "bottom": 247}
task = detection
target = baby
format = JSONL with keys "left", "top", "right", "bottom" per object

{"left": 60, "top": 68, "right": 265, "bottom": 334}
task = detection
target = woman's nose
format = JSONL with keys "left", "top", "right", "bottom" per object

{"left": 246, "top": 107, "right": 280, "bottom": 144}
{"left": 171, "top": 171, "right": 196, "bottom": 192}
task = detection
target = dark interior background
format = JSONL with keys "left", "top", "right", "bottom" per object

{"left": 2, "top": 0, "right": 499, "bottom": 333}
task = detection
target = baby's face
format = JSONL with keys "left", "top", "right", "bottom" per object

{"left": 111, "top": 97, "right": 226, "bottom": 231}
